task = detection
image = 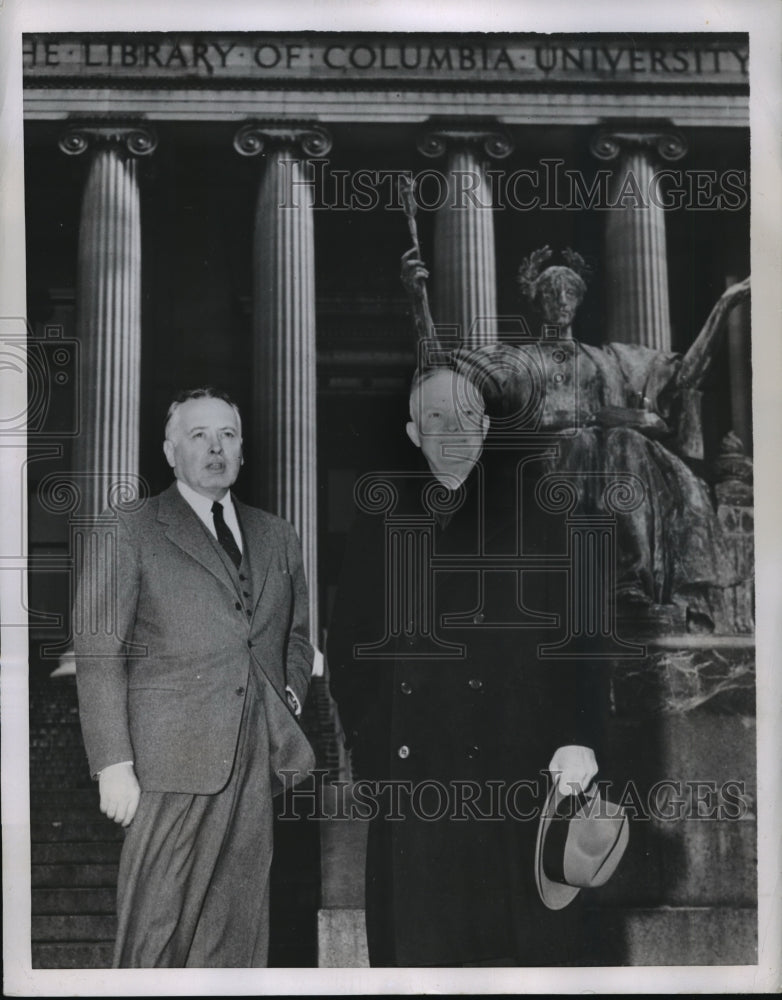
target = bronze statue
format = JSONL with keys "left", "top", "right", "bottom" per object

{"left": 399, "top": 224, "right": 750, "bottom": 633}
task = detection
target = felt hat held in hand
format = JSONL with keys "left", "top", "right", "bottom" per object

{"left": 535, "top": 783, "right": 629, "bottom": 910}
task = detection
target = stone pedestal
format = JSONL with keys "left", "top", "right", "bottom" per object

{"left": 591, "top": 128, "right": 687, "bottom": 351}
{"left": 235, "top": 123, "right": 332, "bottom": 641}
{"left": 590, "top": 640, "right": 757, "bottom": 965}
{"left": 418, "top": 127, "right": 512, "bottom": 347}
{"left": 714, "top": 432, "right": 754, "bottom": 634}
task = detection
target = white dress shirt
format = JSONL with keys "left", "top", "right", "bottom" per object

{"left": 177, "top": 480, "right": 243, "bottom": 554}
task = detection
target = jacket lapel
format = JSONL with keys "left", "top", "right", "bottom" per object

{"left": 157, "top": 483, "right": 237, "bottom": 595}
{"left": 234, "top": 498, "right": 273, "bottom": 615}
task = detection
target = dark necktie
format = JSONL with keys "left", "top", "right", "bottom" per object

{"left": 211, "top": 500, "right": 242, "bottom": 569}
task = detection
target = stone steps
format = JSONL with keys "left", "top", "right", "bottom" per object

{"left": 31, "top": 821, "right": 124, "bottom": 843}
{"left": 32, "top": 864, "right": 119, "bottom": 889}
{"left": 33, "top": 887, "right": 116, "bottom": 914}
{"left": 33, "top": 943, "right": 114, "bottom": 970}
{"left": 30, "top": 801, "right": 119, "bottom": 968}
{"left": 32, "top": 914, "right": 117, "bottom": 942}
{"left": 32, "top": 841, "right": 122, "bottom": 865}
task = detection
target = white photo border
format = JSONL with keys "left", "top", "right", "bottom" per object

{"left": 2, "top": 0, "right": 780, "bottom": 995}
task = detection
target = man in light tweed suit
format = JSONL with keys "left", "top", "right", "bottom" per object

{"left": 74, "top": 387, "right": 315, "bottom": 967}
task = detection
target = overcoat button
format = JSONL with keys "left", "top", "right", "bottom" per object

{"left": 473, "top": 612, "right": 485, "bottom": 624}
{"left": 247, "top": 639, "right": 253, "bottom": 648}
{"left": 235, "top": 601, "right": 242, "bottom": 611}
{"left": 468, "top": 678, "right": 484, "bottom": 691}
{"left": 236, "top": 686, "right": 245, "bottom": 696}
{"left": 243, "top": 591, "right": 251, "bottom": 599}
{"left": 400, "top": 681, "right": 412, "bottom": 695}
{"left": 466, "top": 745, "right": 480, "bottom": 759}
{"left": 397, "top": 745, "right": 410, "bottom": 759}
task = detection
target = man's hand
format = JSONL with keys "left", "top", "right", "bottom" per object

{"left": 548, "top": 745, "right": 598, "bottom": 797}
{"left": 98, "top": 761, "right": 141, "bottom": 827}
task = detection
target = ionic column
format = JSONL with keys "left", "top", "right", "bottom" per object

{"left": 591, "top": 128, "right": 687, "bottom": 351}
{"left": 417, "top": 127, "right": 513, "bottom": 347}
{"left": 59, "top": 125, "right": 156, "bottom": 516}
{"left": 234, "top": 123, "right": 331, "bottom": 641}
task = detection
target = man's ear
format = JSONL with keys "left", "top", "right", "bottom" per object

{"left": 406, "top": 420, "right": 422, "bottom": 449}
{"left": 163, "top": 439, "right": 176, "bottom": 469}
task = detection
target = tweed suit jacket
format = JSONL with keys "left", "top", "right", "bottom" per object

{"left": 74, "top": 482, "right": 315, "bottom": 795}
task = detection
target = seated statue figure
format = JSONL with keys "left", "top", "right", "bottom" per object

{"left": 401, "top": 245, "right": 751, "bottom": 633}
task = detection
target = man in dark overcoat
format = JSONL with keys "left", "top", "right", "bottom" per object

{"left": 74, "top": 387, "right": 315, "bottom": 967}
{"left": 328, "top": 364, "right": 609, "bottom": 967}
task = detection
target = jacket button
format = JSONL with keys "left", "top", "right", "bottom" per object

{"left": 472, "top": 612, "right": 485, "bottom": 624}
{"left": 246, "top": 609, "right": 252, "bottom": 617}
{"left": 236, "top": 686, "right": 245, "bottom": 696}
{"left": 239, "top": 574, "right": 247, "bottom": 582}
{"left": 243, "top": 591, "right": 251, "bottom": 599}
{"left": 247, "top": 639, "right": 253, "bottom": 648}
{"left": 466, "top": 745, "right": 480, "bottom": 759}
{"left": 400, "top": 681, "right": 412, "bottom": 695}
{"left": 468, "top": 678, "right": 484, "bottom": 691}
{"left": 397, "top": 745, "right": 410, "bottom": 759}
{"left": 235, "top": 601, "right": 242, "bottom": 611}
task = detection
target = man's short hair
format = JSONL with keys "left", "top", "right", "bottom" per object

{"left": 164, "top": 387, "right": 242, "bottom": 438}
{"left": 409, "top": 359, "right": 487, "bottom": 419}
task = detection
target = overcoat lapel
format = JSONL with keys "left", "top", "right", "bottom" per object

{"left": 157, "top": 483, "right": 237, "bottom": 595}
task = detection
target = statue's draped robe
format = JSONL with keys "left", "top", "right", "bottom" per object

{"left": 460, "top": 341, "right": 736, "bottom": 631}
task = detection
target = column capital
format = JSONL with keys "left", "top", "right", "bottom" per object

{"left": 58, "top": 124, "right": 158, "bottom": 157}
{"left": 590, "top": 126, "right": 687, "bottom": 163}
{"left": 233, "top": 122, "right": 332, "bottom": 158}
{"left": 417, "top": 125, "right": 513, "bottom": 160}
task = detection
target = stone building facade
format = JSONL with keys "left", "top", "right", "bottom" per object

{"left": 23, "top": 31, "right": 754, "bottom": 968}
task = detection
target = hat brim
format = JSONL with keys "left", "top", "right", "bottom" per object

{"left": 534, "top": 783, "right": 582, "bottom": 911}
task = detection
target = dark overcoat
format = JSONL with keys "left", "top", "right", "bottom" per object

{"left": 328, "top": 453, "right": 610, "bottom": 967}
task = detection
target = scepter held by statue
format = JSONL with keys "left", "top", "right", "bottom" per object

{"left": 399, "top": 175, "right": 438, "bottom": 344}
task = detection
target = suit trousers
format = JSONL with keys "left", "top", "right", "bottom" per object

{"left": 113, "top": 663, "right": 273, "bottom": 968}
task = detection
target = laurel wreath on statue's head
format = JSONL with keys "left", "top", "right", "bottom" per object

{"left": 517, "top": 246, "right": 595, "bottom": 304}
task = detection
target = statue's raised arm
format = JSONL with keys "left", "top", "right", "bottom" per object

{"left": 399, "top": 175, "right": 438, "bottom": 345}
{"left": 676, "top": 276, "right": 751, "bottom": 390}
